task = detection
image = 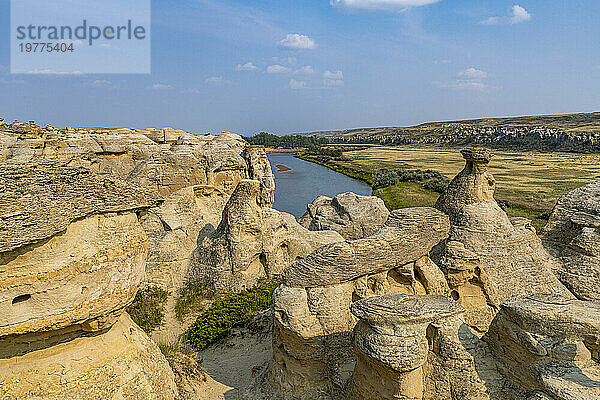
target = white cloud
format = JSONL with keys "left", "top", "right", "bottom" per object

{"left": 152, "top": 83, "right": 174, "bottom": 90}
{"left": 437, "top": 67, "right": 491, "bottom": 92}
{"left": 182, "top": 88, "right": 201, "bottom": 94}
{"left": 90, "top": 79, "right": 113, "bottom": 88}
{"left": 324, "top": 79, "right": 345, "bottom": 87}
{"left": 279, "top": 34, "right": 316, "bottom": 49}
{"left": 480, "top": 5, "right": 531, "bottom": 25}
{"left": 331, "top": 0, "right": 439, "bottom": 11}
{"left": 510, "top": 5, "right": 531, "bottom": 24}
{"left": 267, "top": 64, "right": 290, "bottom": 74}
{"left": 436, "top": 81, "right": 488, "bottom": 91}
{"left": 205, "top": 76, "right": 230, "bottom": 85}
{"left": 323, "top": 70, "right": 344, "bottom": 80}
{"left": 459, "top": 67, "right": 488, "bottom": 80}
{"left": 237, "top": 62, "right": 258, "bottom": 71}
{"left": 296, "top": 65, "right": 315, "bottom": 74}
{"left": 289, "top": 79, "right": 307, "bottom": 89}
{"left": 480, "top": 16, "right": 500, "bottom": 25}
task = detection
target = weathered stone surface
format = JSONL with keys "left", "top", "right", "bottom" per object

{"left": 542, "top": 180, "right": 600, "bottom": 301}
{"left": 299, "top": 192, "right": 389, "bottom": 240}
{"left": 0, "top": 162, "right": 158, "bottom": 253}
{"left": 350, "top": 295, "right": 489, "bottom": 400}
{"left": 284, "top": 207, "right": 450, "bottom": 288}
{"left": 266, "top": 209, "right": 451, "bottom": 399}
{"left": 0, "top": 123, "right": 278, "bottom": 343}
{"left": 0, "top": 211, "right": 146, "bottom": 338}
{"left": 0, "top": 162, "right": 177, "bottom": 399}
{"left": 245, "top": 145, "right": 275, "bottom": 207}
{"left": 435, "top": 148, "right": 495, "bottom": 221}
{"left": 0, "top": 313, "right": 177, "bottom": 400}
{"left": 487, "top": 294, "right": 600, "bottom": 400}
{"left": 191, "top": 180, "right": 341, "bottom": 292}
{"left": 436, "top": 150, "right": 573, "bottom": 333}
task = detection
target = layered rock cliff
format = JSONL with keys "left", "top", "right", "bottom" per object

{"left": 0, "top": 162, "right": 177, "bottom": 399}
{"left": 0, "top": 120, "right": 279, "bottom": 341}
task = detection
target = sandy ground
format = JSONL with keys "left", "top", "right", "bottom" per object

{"left": 198, "top": 311, "right": 273, "bottom": 399}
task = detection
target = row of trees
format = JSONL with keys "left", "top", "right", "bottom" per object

{"left": 245, "top": 132, "right": 328, "bottom": 148}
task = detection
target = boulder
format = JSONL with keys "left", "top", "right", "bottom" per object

{"left": 299, "top": 192, "right": 389, "bottom": 240}
{"left": 487, "top": 294, "right": 600, "bottom": 400}
{"left": 542, "top": 180, "right": 600, "bottom": 301}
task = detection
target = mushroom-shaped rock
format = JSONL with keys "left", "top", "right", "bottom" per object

{"left": 435, "top": 150, "right": 573, "bottom": 333}
{"left": 350, "top": 295, "right": 467, "bottom": 400}
{"left": 435, "top": 148, "right": 495, "bottom": 221}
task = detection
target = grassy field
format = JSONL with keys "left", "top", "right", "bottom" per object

{"left": 315, "top": 146, "right": 600, "bottom": 231}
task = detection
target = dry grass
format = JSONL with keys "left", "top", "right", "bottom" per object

{"left": 342, "top": 146, "right": 600, "bottom": 211}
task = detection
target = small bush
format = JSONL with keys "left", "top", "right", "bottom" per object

{"left": 126, "top": 286, "right": 169, "bottom": 333}
{"left": 422, "top": 177, "right": 450, "bottom": 193}
{"left": 373, "top": 168, "right": 450, "bottom": 193}
{"left": 175, "top": 277, "right": 217, "bottom": 322}
{"left": 188, "top": 279, "right": 281, "bottom": 351}
{"left": 372, "top": 169, "right": 399, "bottom": 189}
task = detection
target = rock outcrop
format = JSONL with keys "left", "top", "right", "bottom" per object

{"left": 350, "top": 295, "right": 488, "bottom": 400}
{"left": 0, "top": 162, "right": 177, "bottom": 399}
{"left": 192, "top": 180, "right": 343, "bottom": 292}
{"left": 436, "top": 148, "right": 573, "bottom": 333}
{"left": 266, "top": 208, "right": 450, "bottom": 399}
{"left": 0, "top": 121, "right": 279, "bottom": 340}
{"left": 487, "top": 294, "right": 600, "bottom": 400}
{"left": 299, "top": 192, "right": 389, "bottom": 240}
{"left": 542, "top": 180, "right": 600, "bottom": 301}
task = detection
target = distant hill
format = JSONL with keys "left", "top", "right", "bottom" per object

{"left": 298, "top": 112, "right": 600, "bottom": 153}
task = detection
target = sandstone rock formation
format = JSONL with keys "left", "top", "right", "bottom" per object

{"left": 267, "top": 208, "right": 450, "bottom": 399}
{"left": 435, "top": 148, "right": 495, "bottom": 221}
{"left": 487, "top": 294, "right": 600, "bottom": 400}
{"left": 0, "top": 121, "right": 281, "bottom": 339}
{"left": 436, "top": 148, "right": 573, "bottom": 333}
{"left": 299, "top": 192, "right": 389, "bottom": 240}
{"left": 350, "top": 295, "right": 488, "bottom": 400}
{"left": 542, "top": 180, "right": 600, "bottom": 301}
{"left": 0, "top": 162, "right": 177, "bottom": 399}
{"left": 192, "top": 180, "right": 343, "bottom": 292}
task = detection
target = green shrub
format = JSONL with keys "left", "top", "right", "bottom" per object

{"left": 373, "top": 168, "right": 450, "bottom": 193}
{"left": 175, "top": 277, "right": 217, "bottom": 322}
{"left": 126, "top": 286, "right": 169, "bottom": 333}
{"left": 188, "top": 279, "right": 281, "bottom": 351}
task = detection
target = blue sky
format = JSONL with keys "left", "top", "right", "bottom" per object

{"left": 0, "top": 0, "right": 598, "bottom": 135}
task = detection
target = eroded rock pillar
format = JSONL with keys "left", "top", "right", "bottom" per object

{"left": 350, "top": 295, "right": 463, "bottom": 400}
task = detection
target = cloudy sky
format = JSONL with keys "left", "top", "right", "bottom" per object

{"left": 0, "top": 0, "right": 598, "bottom": 134}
